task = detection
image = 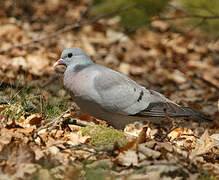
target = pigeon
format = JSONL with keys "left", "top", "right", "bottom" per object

{"left": 54, "top": 48, "right": 212, "bottom": 129}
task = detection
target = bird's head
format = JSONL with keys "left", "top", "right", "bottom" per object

{"left": 54, "top": 48, "right": 93, "bottom": 68}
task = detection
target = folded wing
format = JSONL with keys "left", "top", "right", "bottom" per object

{"left": 93, "top": 65, "right": 211, "bottom": 122}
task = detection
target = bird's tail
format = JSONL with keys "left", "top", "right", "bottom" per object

{"left": 134, "top": 101, "right": 213, "bottom": 122}
{"left": 181, "top": 107, "right": 213, "bottom": 122}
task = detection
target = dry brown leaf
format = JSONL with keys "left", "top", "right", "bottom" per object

{"left": 65, "top": 131, "right": 89, "bottom": 146}
{"left": 26, "top": 53, "right": 49, "bottom": 76}
{"left": 34, "top": 147, "right": 45, "bottom": 160}
{"left": 11, "top": 56, "right": 27, "bottom": 71}
{"left": 155, "top": 142, "right": 173, "bottom": 152}
{"left": 168, "top": 128, "right": 194, "bottom": 141}
{"left": 0, "top": 128, "right": 12, "bottom": 151}
{"left": 37, "top": 168, "right": 52, "bottom": 180}
{"left": 168, "top": 70, "right": 187, "bottom": 84}
{"left": 138, "top": 143, "right": 161, "bottom": 159}
{"left": 136, "top": 126, "right": 147, "bottom": 145}
{"left": 26, "top": 113, "right": 43, "bottom": 126}
{"left": 0, "top": 1, "right": 218, "bottom": 179}
{"left": 81, "top": 35, "right": 96, "bottom": 56}
{"left": 168, "top": 128, "right": 197, "bottom": 148}
{"left": 192, "top": 130, "right": 216, "bottom": 156}
{"left": 0, "top": 24, "right": 20, "bottom": 38}
{"left": 202, "top": 73, "right": 219, "bottom": 88}
{"left": 104, "top": 54, "right": 119, "bottom": 65}
{"left": 48, "top": 146, "right": 60, "bottom": 156}
{"left": 211, "top": 133, "right": 219, "bottom": 147}
{"left": 202, "top": 163, "right": 219, "bottom": 177}
{"left": 117, "top": 150, "right": 138, "bottom": 166}
{"left": 151, "top": 20, "right": 169, "bottom": 32}
{"left": 14, "top": 163, "right": 38, "bottom": 179}
{"left": 106, "top": 29, "right": 128, "bottom": 44}
{"left": 119, "top": 62, "right": 130, "bottom": 75}
{"left": 124, "top": 123, "right": 142, "bottom": 137}
{"left": 16, "top": 127, "right": 35, "bottom": 134}
{"left": 130, "top": 65, "right": 147, "bottom": 76}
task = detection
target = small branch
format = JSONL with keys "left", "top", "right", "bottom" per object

{"left": 34, "top": 110, "right": 67, "bottom": 137}
{"left": 62, "top": 118, "right": 95, "bottom": 127}
{"left": 193, "top": 73, "right": 219, "bottom": 90}
{"left": 1, "top": 2, "right": 219, "bottom": 55}
{"left": 186, "top": 18, "right": 206, "bottom": 32}
{"left": 0, "top": 5, "right": 134, "bottom": 54}
{"left": 157, "top": 14, "right": 219, "bottom": 21}
{"left": 0, "top": 22, "right": 84, "bottom": 54}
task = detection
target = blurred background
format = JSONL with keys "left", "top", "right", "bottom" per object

{"left": 0, "top": 0, "right": 218, "bottom": 179}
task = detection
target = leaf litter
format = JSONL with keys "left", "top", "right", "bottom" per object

{"left": 0, "top": 0, "right": 218, "bottom": 179}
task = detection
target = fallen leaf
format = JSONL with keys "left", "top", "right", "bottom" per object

{"left": 138, "top": 143, "right": 161, "bottom": 159}
{"left": 117, "top": 150, "right": 138, "bottom": 166}
{"left": 27, "top": 53, "right": 49, "bottom": 76}
{"left": 26, "top": 113, "right": 43, "bottom": 126}
{"left": 119, "top": 62, "right": 130, "bottom": 75}
{"left": 0, "top": 128, "right": 12, "bottom": 151}
{"left": 192, "top": 130, "right": 216, "bottom": 156}
{"left": 151, "top": 20, "right": 169, "bottom": 32}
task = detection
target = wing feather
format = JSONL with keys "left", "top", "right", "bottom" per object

{"left": 133, "top": 101, "right": 191, "bottom": 117}
{"left": 92, "top": 65, "right": 212, "bottom": 122}
{"left": 93, "top": 65, "right": 168, "bottom": 115}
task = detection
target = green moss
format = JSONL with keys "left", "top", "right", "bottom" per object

{"left": 84, "top": 167, "right": 112, "bottom": 180}
{"left": 200, "top": 175, "right": 218, "bottom": 180}
{"left": 81, "top": 125, "right": 128, "bottom": 148}
{"left": 1, "top": 103, "right": 24, "bottom": 121}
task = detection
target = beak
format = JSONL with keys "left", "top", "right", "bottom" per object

{"left": 53, "top": 59, "right": 64, "bottom": 68}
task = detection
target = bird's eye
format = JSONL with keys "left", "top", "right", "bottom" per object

{"left": 68, "top": 53, "right": 73, "bottom": 58}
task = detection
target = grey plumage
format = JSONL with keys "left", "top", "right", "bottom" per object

{"left": 54, "top": 48, "right": 212, "bottom": 129}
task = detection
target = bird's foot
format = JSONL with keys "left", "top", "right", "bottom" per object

{"left": 160, "top": 120, "right": 179, "bottom": 141}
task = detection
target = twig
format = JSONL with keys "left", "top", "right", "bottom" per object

{"left": 2, "top": 2, "right": 219, "bottom": 55}
{"left": 41, "top": 74, "right": 60, "bottom": 88}
{"left": 35, "top": 109, "right": 96, "bottom": 138}
{"left": 70, "top": 119, "right": 95, "bottom": 127}
{"left": 186, "top": 18, "right": 206, "bottom": 33}
{"left": 35, "top": 110, "right": 67, "bottom": 136}
{"left": 168, "top": 4, "right": 189, "bottom": 15}
{"left": 180, "top": 133, "right": 199, "bottom": 139}
{"left": 0, "top": 5, "right": 134, "bottom": 54}
{"left": 157, "top": 14, "right": 219, "bottom": 21}
{"left": 193, "top": 73, "right": 219, "bottom": 90}
{"left": 0, "top": 24, "right": 78, "bottom": 54}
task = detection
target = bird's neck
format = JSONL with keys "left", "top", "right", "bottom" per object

{"left": 67, "top": 60, "right": 93, "bottom": 73}
{"left": 66, "top": 55, "right": 93, "bottom": 69}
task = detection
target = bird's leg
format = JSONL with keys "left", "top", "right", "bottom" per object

{"left": 161, "top": 107, "right": 178, "bottom": 140}
{"left": 69, "top": 104, "right": 96, "bottom": 122}
{"left": 166, "top": 120, "right": 178, "bottom": 135}
{"left": 69, "top": 104, "right": 82, "bottom": 118}
{"left": 144, "top": 121, "right": 153, "bottom": 131}
{"left": 163, "top": 106, "right": 173, "bottom": 128}
{"left": 60, "top": 117, "right": 73, "bottom": 131}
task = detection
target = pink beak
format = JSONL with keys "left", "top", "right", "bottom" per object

{"left": 53, "top": 59, "right": 63, "bottom": 67}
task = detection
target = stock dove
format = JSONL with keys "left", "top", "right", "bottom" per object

{"left": 54, "top": 48, "right": 212, "bottom": 129}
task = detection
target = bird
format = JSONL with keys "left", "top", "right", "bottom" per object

{"left": 53, "top": 48, "right": 212, "bottom": 129}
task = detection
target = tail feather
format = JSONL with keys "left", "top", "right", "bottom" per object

{"left": 133, "top": 102, "right": 212, "bottom": 122}
{"left": 182, "top": 107, "right": 213, "bottom": 122}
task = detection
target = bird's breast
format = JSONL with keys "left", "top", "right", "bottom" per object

{"left": 63, "top": 69, "right": 100, "bottom": 100}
